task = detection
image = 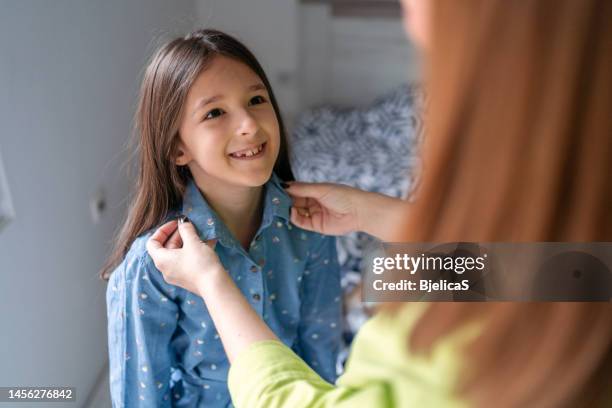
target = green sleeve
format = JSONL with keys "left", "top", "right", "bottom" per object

{"left": 228, "top": 305, "right": 479, "bottom": 408}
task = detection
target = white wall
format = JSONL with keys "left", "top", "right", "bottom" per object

{"left": 195, "top": 0, "right": 420, "bottom": 122}
{"left": 299, "top": 3, "right": 421, "bottom": 108}
{"left": 0, "top": 1, "right": 196, "bottom": 406}
{"left": 0, "top": 1, "right": 419, "bottom": 405}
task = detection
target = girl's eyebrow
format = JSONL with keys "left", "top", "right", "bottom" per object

{"left": 191, "top": 83, "right": 267, "bottom": 117}
{"left": 248, "top": 83, "right": 266, "bottom": 92}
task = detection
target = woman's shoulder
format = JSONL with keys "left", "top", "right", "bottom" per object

{"left": 339, "top": 303, "right": 477, "bottom": 406}
{"left": 342, "top": 304, "right": 480, "bottom": 397}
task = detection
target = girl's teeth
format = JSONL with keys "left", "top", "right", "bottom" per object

{"left": 233, "top": 144, "right": 263, "bottom": 158}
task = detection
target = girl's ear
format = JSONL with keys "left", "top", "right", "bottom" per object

{"left": 174, "top": 142, "right": 192, "bottom": 166}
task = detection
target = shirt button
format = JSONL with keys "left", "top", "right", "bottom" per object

{"left": 250, "top": 265, "right": 259, "bottom": 273}
{"left": 252, "top": 293, "right": 261, "bottom": 301}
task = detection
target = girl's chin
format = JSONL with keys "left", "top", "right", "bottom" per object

{"left": 232, "top": 168, "right": 274, "bottom": 187}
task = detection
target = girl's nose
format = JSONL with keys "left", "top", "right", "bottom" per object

{"left": 236, "top": 110, "right": 259, "bottom": 136}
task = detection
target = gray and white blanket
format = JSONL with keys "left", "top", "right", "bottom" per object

{"left": 289, "top": 84, "right": 425, "bottom": 348}
{"left": 290, "top": 84, "right": 425, "bottom": 289}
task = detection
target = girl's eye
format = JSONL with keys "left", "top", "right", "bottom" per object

{"left": 249, "top": 95, "right": 267, "bottom": 106}
{"left": 204, "top": 108, "right": 225, "bottom": 121}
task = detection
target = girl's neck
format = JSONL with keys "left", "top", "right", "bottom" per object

{"left": 193, "top": 175, "right": 264, "bottom": 249}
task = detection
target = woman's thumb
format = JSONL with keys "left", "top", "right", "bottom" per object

{"left": 284, "top": 182, "right": 327, "bottom": 199}
{"left": 177, "top": 216, "right": 201, "bottom": 246}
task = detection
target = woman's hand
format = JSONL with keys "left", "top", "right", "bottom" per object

{"left": 147, "top": 217, "right": 278, "bottom": 362}
{"left": 146, "top": 217, "right": 225, "bottom": 295}
{"left": 285, "top": 182, "right": 363, "bottom": 236}
{"left": 285, "top": 182, "right": 408, "bottom": 241}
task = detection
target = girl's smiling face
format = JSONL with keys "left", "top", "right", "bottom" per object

{"left": 176, "top": 55, "right": 281, "bottom": 188}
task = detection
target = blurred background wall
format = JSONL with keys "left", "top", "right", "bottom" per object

{"left": 0, "top": 1, "right": 419, "bottom": 406}
{"left": 0, "top": 1, "right": 196, "bottom": 406}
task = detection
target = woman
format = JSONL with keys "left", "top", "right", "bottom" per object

{"left": 146, "top": 0, "right": 612, "bottom": 406}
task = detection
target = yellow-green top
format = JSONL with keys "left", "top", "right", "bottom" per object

{"left": 229, "top": 304, "right": 481, "bottom": 408}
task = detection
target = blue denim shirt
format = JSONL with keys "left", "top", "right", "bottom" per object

{"left": 106, "top": 173, "right": 342, "bottom": 407}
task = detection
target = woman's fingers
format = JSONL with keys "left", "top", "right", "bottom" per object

{"left": 146, "top": 221, "right": 177, "bottom": 268}
{"left": 291, "top": 206, "right": 323, "bottom": 232}
{"left": 147, "top": 220, "right": 178, "bottom": 250}
{"left": 284, "top": 182, "right": 331, "bottom": 200}
{"left": 290, "top": 206, "right": 312, "bottom": 231}
{"left": 289, "top": 195, "right": 309, "bottom": 209}
{"left": 165, "top": 228, "right": 183, "bottom": 249}
{"left": 177, "top": 217, "right": 203, "bottom": 246}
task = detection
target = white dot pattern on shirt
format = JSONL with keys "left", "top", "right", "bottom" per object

{"left": 109, "top": 192, "right": 343, "bottom": 403}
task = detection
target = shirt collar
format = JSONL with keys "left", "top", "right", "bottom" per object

{"left": 181, "top": 172, "right": 292, "bottom": 249}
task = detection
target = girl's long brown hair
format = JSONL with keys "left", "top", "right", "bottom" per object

{"left": 101, "top": 29, "right": 293, "bottom": 280}
{"left": 393, "top": 0, "right": 612, "bottom": 407}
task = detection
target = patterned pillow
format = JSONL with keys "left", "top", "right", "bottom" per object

{"left": 289, "top": 84, "right": 425, "bottom": 342}
{"left": 290, "top": 84, "right": 425, "bottom": 287}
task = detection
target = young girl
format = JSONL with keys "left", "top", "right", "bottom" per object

{"left": 102, "top": 29, "right": 342, "bottom": 407}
